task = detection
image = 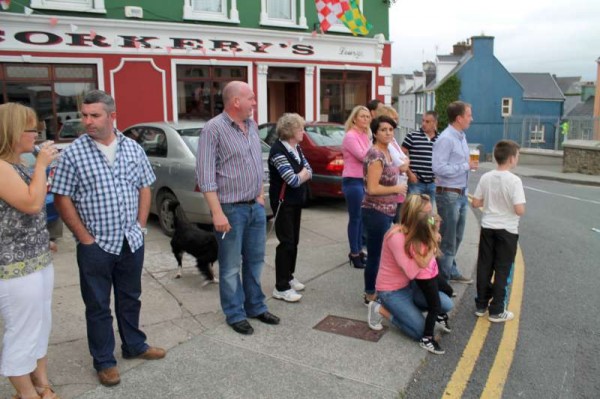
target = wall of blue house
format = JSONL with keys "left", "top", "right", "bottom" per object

{"left": 455, "top": 37, "right": 524, "bottom": 154}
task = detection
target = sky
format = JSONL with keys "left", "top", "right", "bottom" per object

{"left": 388, "top": 0, "right": 600, "bottom": 81}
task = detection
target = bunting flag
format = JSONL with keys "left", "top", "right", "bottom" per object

{"left": 0, "top": 0, "right": 11, "bottom": 11}
{"left": 315, "top": 0, "right": 371, "bottom": 36}
{"left": 338, "top": 0, "right": 372, "bottom": 36}
{"left": 315, "top": 0, "right": 350, "bottom": 33}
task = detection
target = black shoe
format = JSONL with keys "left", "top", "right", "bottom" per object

{"left": 230, "top": 320, "right": 254, "bottom": 335}
{"left": 348, "top": 253, "right": 366, "bottom": 269}
{"left": 252, "top": 311, "right": 280, "bottom": 325}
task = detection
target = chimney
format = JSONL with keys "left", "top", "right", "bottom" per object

{"left": 423, "top": 61, "right": 436, "bottom": 86}
{"left": 471, "top": 36, "right": 495, "bottom": 57}
{"left": 452, "top": 41, "right": 471, "bottom": 56}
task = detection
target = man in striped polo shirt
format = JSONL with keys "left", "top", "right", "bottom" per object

{"left": 401, "top": 110, "right": 439, "bottom": 206}
{"left": 196, "top": 81, "right": 279, "bottom": 336}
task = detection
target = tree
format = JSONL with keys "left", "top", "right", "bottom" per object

{"left": 434, "top": 75, "right": 461, "bottom": 131}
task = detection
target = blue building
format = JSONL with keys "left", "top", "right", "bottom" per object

{"left": 402, "top": 36, "right": 565, "bottom": 154}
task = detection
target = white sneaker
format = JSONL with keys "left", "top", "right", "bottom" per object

{"left": 367, "top": 301, "right": 383, "bottom": 331}
{"left": 289, "top": 278, "right": 305, "bottom": 292}
{"left": 488, "top": 310, "right": 514, "bottom": 323}
{"left": 273, "top": 288, "right": 302, "bottom": 302}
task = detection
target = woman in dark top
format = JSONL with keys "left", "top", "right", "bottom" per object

{"left": 0, "top": 103, "right": 60, "bottom": 399}
{"left": 268, "top": 113, "right": 312, "bottom": 303}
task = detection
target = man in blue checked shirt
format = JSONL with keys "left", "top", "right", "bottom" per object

{"left": 197, "top": 81, "right": 280, "bottom": 336}
{"left": 432, "top": 101, "right": 479, "bottom": 285}
{"left": 51, "top": 90, "right": 165, "bottom": 387}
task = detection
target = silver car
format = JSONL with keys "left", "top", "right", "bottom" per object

{"left": 122, "top": 121, "right": 272, "bottom": 236}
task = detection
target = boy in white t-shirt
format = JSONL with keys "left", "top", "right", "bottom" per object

{"left": 471, "top": 140, "right": 526, "bottom": 322}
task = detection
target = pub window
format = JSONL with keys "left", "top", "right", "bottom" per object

{"left": 320, "top": 70, "right": 371, "bottom": 124}
{"left": 260, "top": 0, "right": 307, "bottom": 29}
{"left": 30, "top": 0, "right": 106, "bottom": 13}
{"left": 184, "top": 0, "right": 240, "bottom": 23}
{"left": 176, "top": 65, "right": 247, "bottom": 120}
{"left": 0, "top": 63, "right": 98, "bottom": 141}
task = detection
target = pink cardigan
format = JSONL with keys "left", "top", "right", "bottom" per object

{"left": 342, "top": 128, "right": 371, "bottom": 178}
{"left": 376, "top": 229, "right": 438, "bottom": 291}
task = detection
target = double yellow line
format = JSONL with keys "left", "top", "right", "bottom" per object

{"left": 442, "top": 246, "right": 525, "bottom": 398}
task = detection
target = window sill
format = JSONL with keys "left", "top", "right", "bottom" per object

{"left": 30, "top": 4, "right": 106, "bottom": 13}
{"left": 260, "top": 18, "right": 307, "bottom": 30}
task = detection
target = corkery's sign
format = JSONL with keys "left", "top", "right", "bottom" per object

{"left": 0, "top": 17, "right": 381, "bottom": 63}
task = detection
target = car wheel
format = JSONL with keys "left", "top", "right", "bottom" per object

{"left": 158, "top": 191, "right": 177, "bottom": 237}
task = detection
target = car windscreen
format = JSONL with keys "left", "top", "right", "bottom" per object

{"left": 305, "top": 125, "right": 345, "bottom": 146}
{"left": 177, "top": 128, "right": 202, "bottom": 155}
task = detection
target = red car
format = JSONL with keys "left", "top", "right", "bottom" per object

{"left": 259, "top": 122, "right": 345, "bottom": 199}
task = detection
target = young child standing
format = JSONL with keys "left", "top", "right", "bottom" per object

{"left": 471, "top": 140, "right": 526, "bottom": 322}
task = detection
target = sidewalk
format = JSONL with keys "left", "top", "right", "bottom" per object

{"left": 0, "top": 201, "right": 481, "bottom": 399}
{"left": 479, "top": 162, "right": 600, "bottom": 187}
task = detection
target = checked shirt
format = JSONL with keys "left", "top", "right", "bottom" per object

{"left": 51, "top": 131, "right": 155, "bottom": 255}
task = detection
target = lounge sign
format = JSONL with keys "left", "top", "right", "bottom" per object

{"left": 0, "top": 17, "right": 381, "bottom": 63}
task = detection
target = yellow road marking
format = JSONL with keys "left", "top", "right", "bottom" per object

{"left": 481, "top": 246, "right": 525, "bottom": 398}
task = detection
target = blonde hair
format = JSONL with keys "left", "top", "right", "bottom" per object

{"left": 344, "top": 105, "right": 371, "bottom": 132}
{"left": 0, "top": 103, "right": 38, "bottom": 161}
{"left": 276, "top": 113, "right": 305, "bottom": 141}
{"left": 374, "top": 105, "right": 399, "bottom": 122}
{"left": 399, "top": 194, "right": 438, "bottom": 262}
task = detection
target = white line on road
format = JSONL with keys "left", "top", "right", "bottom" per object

{"left": 524, "top": 186, "right": 600, "bottom": 205}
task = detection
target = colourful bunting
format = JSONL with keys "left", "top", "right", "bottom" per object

{"left": 0, "top": 0, "right": 11, "bottom": 11}
{"left": 338, "top": 0, "right": 372, "bottom": 36}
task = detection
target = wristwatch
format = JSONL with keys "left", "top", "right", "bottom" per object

{"left": 141, "top": 227, "right": 148, "bottom": 235}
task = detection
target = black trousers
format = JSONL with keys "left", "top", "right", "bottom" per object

{"left": 475, "top": 228, "right": 519, "bottom": 315}
{"left": 415, "top": 277, "right": 441, "bottom": 338}
{"left": 273, "top": 201, "right": 302, "bottom": 292}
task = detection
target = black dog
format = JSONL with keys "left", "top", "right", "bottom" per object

{"left": 169, "top": 201, "right": 218, "bottom": 285}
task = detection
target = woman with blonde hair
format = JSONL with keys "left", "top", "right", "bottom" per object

{"left": 366, "top": 194, "right": 453, "bottom": 353}
{"left": 341, "top": 105, "right": 372, "bottom": 268}
{"left": 0, "top": 103, "right": 60, "bottom": 399}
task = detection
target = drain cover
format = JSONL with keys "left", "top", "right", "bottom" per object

{"left": 313, "top": 315, "right": 387, "bottom": 342}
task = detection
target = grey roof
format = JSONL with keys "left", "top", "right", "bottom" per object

{"left": 437, "top": 54, "right": 462, "bottom": 62}
{"left": 554, "top": 76, "right": 581, "bottom": 95}
{"left": 563, "top": 96, "right": 582, "bottom": 116}
{"left": 566, "top": 95, "right": 595, "bottom": 117}
{"left": 512, "top": 73, "right": 565, "bottom": 101}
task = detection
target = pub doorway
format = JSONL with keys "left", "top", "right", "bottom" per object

{"left": 267, "top": 67, "right": 304, "bottom": 122}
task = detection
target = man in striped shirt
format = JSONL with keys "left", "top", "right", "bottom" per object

{"left": 196, "top": 81, "right": 279, "bottom": 336}
{"left": 401, "top": 110, "right": 439, "bottom": 206}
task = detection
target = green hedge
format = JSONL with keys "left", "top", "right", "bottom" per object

{"left": 434, "top": 75, "right": 461, "bottom": 131}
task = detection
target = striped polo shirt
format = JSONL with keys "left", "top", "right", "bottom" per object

{"left": 196, "top": 112, "right": 263, "bottom": 204}
{"left": 401, "top": 128, "right": 439, "bottom": 184}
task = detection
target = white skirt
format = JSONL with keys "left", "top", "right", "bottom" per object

{"left": 0, "top": 264, "right": 54, "bottom": 376}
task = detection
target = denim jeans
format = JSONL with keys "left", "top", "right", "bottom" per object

{"left": 435, "top": 191, "right": 468, "bottom": 280}
{"left": 362, "top": 207, "right": 393, "bottom": 295}
{"left": 76, "top": 240, "right": 148, "bottom": 371}
{"left": 342, "top": 178, "right": 364, "bottom": 255}
{"left": 216, "top": 202, "right": 268, "bottom": 325}
{"left": 378, "top": 282, "right": 453, "bottom": 341}
{"left": 407, "top": 181, "right": 437, "bottom": 209}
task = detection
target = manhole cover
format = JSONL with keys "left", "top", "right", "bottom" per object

{"left": 313, "top": 315, "right": 387, "bottom": 342}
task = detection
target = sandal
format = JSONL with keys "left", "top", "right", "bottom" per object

{"left": 36, "top": 386, "right": 60, "bottom": 399}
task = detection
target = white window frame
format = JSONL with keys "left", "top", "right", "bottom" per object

{"left": 529, "top": 124, "right": 545, "bottom": 143}
{"left": 260, "top": 0, "right": 307, "bottom": 29}
{"left": 326, "top": 1, "right": 364, "bottom": 34}
{"left": 30, "top": 0, "right": 106, "bottom": 13}
{"left": 184, "top": 0, "right": 239, "bottom": 23}
{"left": 501, "top": 97, "right": 512, "bottom": 117}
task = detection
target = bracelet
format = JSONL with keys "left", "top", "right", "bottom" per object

{"left": 141, "top": 227, "right": 148, "bottom": 235}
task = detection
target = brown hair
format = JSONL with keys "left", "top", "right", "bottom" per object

{"left": 493, "top": 140, "right": 520, "bottom": 165}
{"left": 399, "top": 194, "right": 438, "bottom": 263}
{"left": 447, "top": 101, "right": 471, "bottom": 124}
{"left": 374, "top": 105, "right": 399, "bottom": 122}
{"left": 0, "top": 103, "right": 38, "bottom": 161}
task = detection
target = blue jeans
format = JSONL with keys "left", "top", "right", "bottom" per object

{"left": 362, "top": 208, "right": 393, "bottom": 295}
{"left": 407, "top": 181, "right": 437, "bottom": 208}
{"left": 378, "top": 282, "right": 453, "bottom": 341}
{"left": 435, "top": 191, "right": 468, "bottom": 280}
{"left": 76, "top": 240, "right": 148, "bottom": 371}
{"left": 216, "top": 203, "right": 268, "bottom": 325}
{"left": 342, "top": 178, "right": 364, "bottom": 255}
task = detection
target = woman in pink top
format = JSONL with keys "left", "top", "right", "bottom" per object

{"left": 341, "top": 106, "right": 371, "bottom": 268}
{"left": 366, "top": 194, "right": 454, "bottom": 353}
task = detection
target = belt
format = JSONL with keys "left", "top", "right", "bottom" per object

{"left": 230, "top": 199, "right": 256, "bottom": 205}
{"left": 436, "top": 186, "right": 464, "bottom": 195}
